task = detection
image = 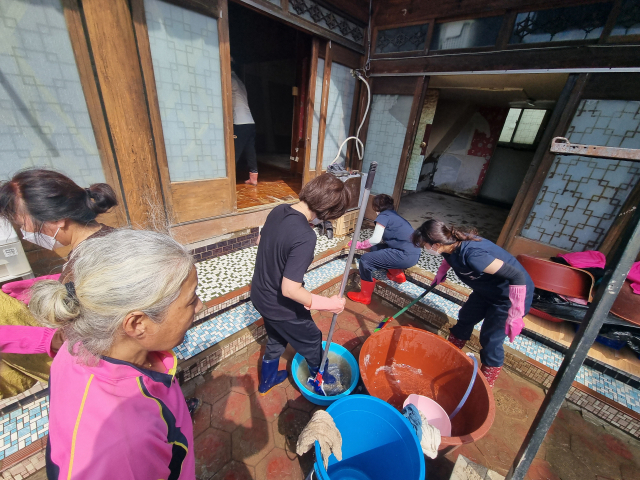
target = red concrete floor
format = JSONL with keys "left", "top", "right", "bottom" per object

{"left": 235, "top": 164, "right": 301, "bottom": 210}
{"left": 190, "top": 295, "right": 640, "bottom": 480}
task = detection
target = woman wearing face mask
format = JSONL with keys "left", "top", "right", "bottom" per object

{"left": 0, "top": 169, "right": 117, "bottom": 397}
{"left": 347, "top": 194, "right": 422, "bottom": 305}
{"left": 0, "top": 169, "right": 118, "bottom": 280}
{"left": 412, "top": 219, "right": 534, "bottom": 387}
{"left": 18, "top": 229, "right": 202, "bottom": 479}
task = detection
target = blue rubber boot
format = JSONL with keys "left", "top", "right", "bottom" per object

{"left": 259, "top": 357, "right": 288, "bottom": 395}
{"left": 308, "top": 360, "right": 337, "bottom": 385}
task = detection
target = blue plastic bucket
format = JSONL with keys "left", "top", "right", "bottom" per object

{"left": 312, "top": 395, "right": 425, "bottom": 480}
{"left": 292, "top": 342, "right": 359, "bottom": 407}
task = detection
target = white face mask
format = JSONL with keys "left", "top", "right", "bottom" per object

{"left": 21, "top": 227, "right": 63, "bottom": 250}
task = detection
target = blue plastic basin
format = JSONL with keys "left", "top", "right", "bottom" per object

{"left": 291, "top": 342, "right": 359, "bottom": 407}
{"left": 313, "top": 395, "right": 425, "bottom": 480}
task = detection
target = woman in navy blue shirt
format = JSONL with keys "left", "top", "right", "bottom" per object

{"left": 347, "top": 195, "right": 422, "bottom": 305}
{"left": 412, "top": 219, "right": 534, "bottom": 387}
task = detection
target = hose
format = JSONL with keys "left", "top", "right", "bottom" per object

{"left": 329, "top": 70, "right": 371, "bottom": 167}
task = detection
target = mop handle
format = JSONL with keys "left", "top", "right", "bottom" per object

{"left": 375, "top": 283, "right": 438, "bottom": 332}
{"left": 319, "top": 162, "right": 378, "bottom": 372}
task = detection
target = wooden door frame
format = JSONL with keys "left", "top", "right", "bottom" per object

{"left": 132, "top": 0, "right": 237, "bottom": 225}
{"left": 62, "top": 0, "right": 127, "bottom": 227}
{"left": 302, "top": 38, "right": 320, "bottom": 185}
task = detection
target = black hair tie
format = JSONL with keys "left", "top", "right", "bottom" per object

{"left": 65, "top": 282, "right": 79, "bottom": 305}
{"left": 85, "top": 187, "right": 92, "bottom": 197}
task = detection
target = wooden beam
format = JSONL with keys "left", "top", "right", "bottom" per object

{"left": 371, "top": 76, "right": 417, "bottom": 95}
{"left": 233, "top": 0, "right": 364, "bottom": 53}
{"left": 62, "top": 0, "right": 127, "bottom": 227}
{"left": 392, "top": 76, "right": 427, "bottom": 206}
{"left": 599, "top": 179, "right": 640, "bottom": 260}
{"left": 500, "top": 74, "right": 590, "bottom": 252}
{"left": 303, "top": 38, "right": 320, "bottom": 185}
{"left": 315, "top": 41, "right": 333, "bottom": 176}
{"left": 81, "top": 0, "right": 165, "bottom": 228}
{"left": 369, "top": 45, "right": 640, "bottom": 75}
{"left": 218, "top": 0, "right": 238, "bottom": 211}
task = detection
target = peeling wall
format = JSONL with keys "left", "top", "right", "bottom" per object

{"left": 431, "top": 106, "right": 507, "bottom": 197}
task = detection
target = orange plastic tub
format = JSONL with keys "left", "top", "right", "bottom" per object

{"left": 359, "top": 326, "right": 495, "bottom": 454}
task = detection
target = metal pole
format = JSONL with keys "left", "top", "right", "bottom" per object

{"left": 319, "top": 162, "right": 377, "bottom": 373}
{"left": 506, "top": 203, "right": 640, "bottom": 479}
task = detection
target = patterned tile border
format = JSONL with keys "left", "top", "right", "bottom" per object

{"left": 190, "top": 227, "right": 259, "bottom": 263}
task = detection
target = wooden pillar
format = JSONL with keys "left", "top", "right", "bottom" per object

{"left": 392, "top": 76, "right": 429, "bottom": 207}
{"left": 498, "top": 73, "right": 589, "bottom": 251}
{"left": 302, "top": 38, "right": 320, "bottom": 185}
{"left": 315, "top": 41, "right": 333, "bottom": 176}
{"left": 81, "top": 0, "right": 165, "bottom": 227}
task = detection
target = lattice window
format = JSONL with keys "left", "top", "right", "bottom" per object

{"left": 430, "top": 16, "right": 503, "bottom": 50}
{"left": 375, "top": 24, "right": 429, "bottom": 54}
{"left": 611, "top": 0, "right": 640, "bottom": 36}
{"left": 498, "top": 108, "right": 547, "bottom": 145}
{"left": 289, "top": 0, "right": 364, "bottom": 44}
{"left": 510, "top": 3, "right": 613, "bottom": 44}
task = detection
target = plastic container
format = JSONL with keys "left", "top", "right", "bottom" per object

{"left": 330, "top": 210, "right": 359, "bottom": 237}
{"left": 312, "top": 395, "right": 425, "bottom": 480}
{"left": 0, "top": 218, "right": 32, "bottom": 281}
{"left": 359, "top": 326, "right": 495, "bottom": 454}
{"left": 292, "top": 342, "right": 359, "bottom": 407}
{"left": 403, "top": 393, "right": 452, "bottom": 437}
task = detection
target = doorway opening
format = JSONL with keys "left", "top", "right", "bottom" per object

{"left": 229, "top": 2, "right": 310, "bottom": 210}
{"left": 398, "top": 73, "right": 569, "bottom": 242}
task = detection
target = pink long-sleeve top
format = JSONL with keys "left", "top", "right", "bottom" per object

{"left": 2, "top": 333, "right": 195, "bottom": 480}
{"left": 0, "top": 326, "right": 57, "bottom": 357}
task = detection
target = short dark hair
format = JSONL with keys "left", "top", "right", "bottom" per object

{"left": 298, "top": 173, "right": 351, "bottom": 221}
{"left": 0, "top": 169, "right": 118, "bottom": 230}
{"left": 372, "top": 194, "right": 395, "bottom": 213}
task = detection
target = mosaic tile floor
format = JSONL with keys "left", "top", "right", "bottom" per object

{"left": 195, "top": 227, "right": 462, "bottom": 303}
{"left": 0, "top": 397, "right": 48, "bottom": 460}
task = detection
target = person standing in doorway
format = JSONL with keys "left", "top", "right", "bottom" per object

{"left": 231, "top": 58, "right": 258, "bottom": 186}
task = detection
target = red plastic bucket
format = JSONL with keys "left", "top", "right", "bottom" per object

{"left": 359, "top": 326, "right": 495, "bottom": 454}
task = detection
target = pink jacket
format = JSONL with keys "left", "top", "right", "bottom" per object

{"left": 6, "top": 336, "right": 195, "bottom": 480}
{"left": 0, "top": 326, "right": 57, "bottom": 357}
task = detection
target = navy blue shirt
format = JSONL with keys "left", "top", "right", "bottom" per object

{"left": 376, "top": 210, "right": 421, "bottom": 256}
{"left": 443, "top": 238, "right": 534, "bottom": 302}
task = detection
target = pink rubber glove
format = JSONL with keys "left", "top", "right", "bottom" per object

{"left": 347, "top": 239, "right": 372, "bottom": 250}
{"left": 431, "top": 260, "right": 450, "bottom": 286}
{"left": 0, "top": 326, "right": 59, "bottom": 357}
{"left": 505, "top": 285, "right": 527, "bottom": 342}
{"left": 305, "top": 294, "right": 346, "bottom": 314}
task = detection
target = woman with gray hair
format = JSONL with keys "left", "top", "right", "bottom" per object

{"left": 24, "top": 229, "right": 202, "bottom": 480}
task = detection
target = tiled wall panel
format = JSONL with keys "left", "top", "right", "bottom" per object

{"left": 522, "top": 100, "right": 640, "bottom": 251}
{"left": 362, "top": 95, "right": 413, "bottom": 196}
{"left": 145, "top": 0, "right": 227, "bottom": 182}
{"left": 0, "top": 0, "right": 105, "bottom": 185}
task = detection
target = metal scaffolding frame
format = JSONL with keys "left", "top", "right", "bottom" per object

{"left": 506, "top": 143, "right": 640, "bottom": 479}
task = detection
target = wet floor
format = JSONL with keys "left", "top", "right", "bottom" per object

{"left": 398, "top": 190, "right": 510, "bottom": 243}
{"left": 181, "top": 294, "right": 640, "bottom": 479}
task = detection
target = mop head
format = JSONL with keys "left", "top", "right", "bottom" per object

{"left": 373, "top": 317, "right": 391, "bottom": 332}
{"left": 307, "top": 372, "right": 327, "bottom": 396}
{"left": 402, "top": 404, "right": 442, "bottom": 459}
{"left": 297, "top": 410, "right": 342, "bottom": 469}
